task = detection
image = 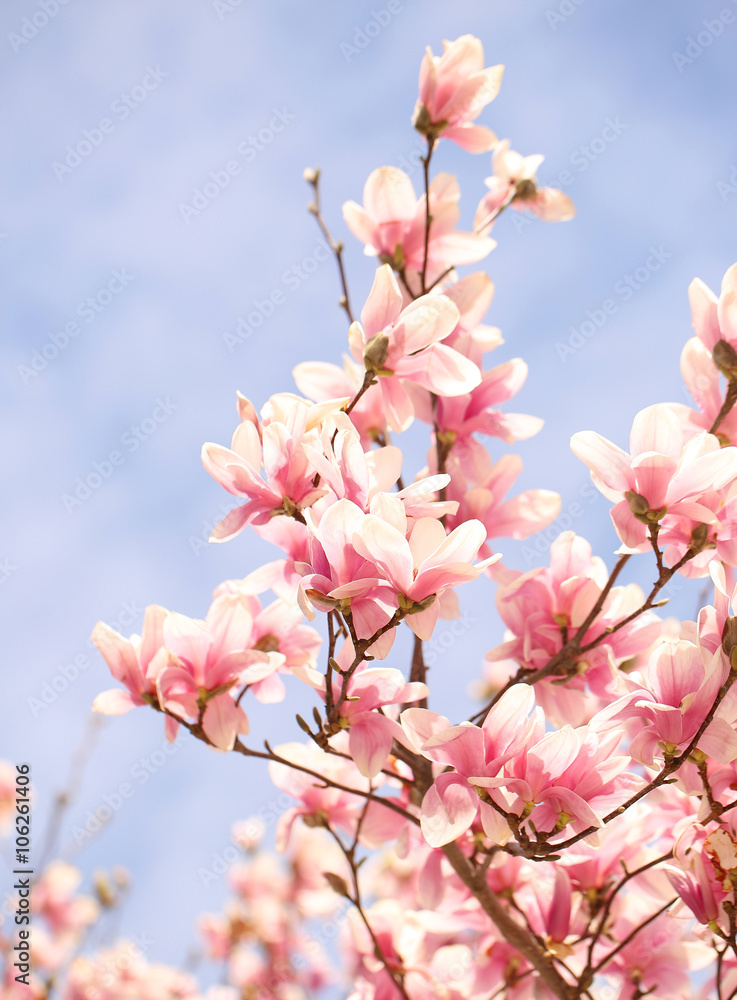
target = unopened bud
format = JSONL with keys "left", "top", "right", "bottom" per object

{"left": 690, "top": 522, "right": 711, "bottom": 553}
{"left": 412, "top": 102, "right": 433, "bottom": 135}
{"left": 303, "top": 167, "right": 320, "bottom": 184}
{"left": 722, "top": 616, "right": 737, "bottom": 662}
{"left": 296, "top": 714, "right": 313, "bottom": 735}
{"left": 363, "top": 332, "right": 390, "bottom": 373}
{"left": 323, "top": 871, "right": 351, "bottom": 897}
{"left": 397, "top": 592, "right": 437, "bottom": 615}
{"left": 625, "top": 490, "right": 667, "bottom": 525}
{"left": 712, "top": 339, "right": 737, "bottom": 379}
{"left": 513, "top": 178, "right": 538, "bottom": 202}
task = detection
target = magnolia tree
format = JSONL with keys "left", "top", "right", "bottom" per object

{"left": 8, "top": 32, "right": 737, "bottom": 1000}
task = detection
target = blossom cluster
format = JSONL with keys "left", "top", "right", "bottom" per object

{"left": 69, "top": 29, "right": 737, "bottom": 1000}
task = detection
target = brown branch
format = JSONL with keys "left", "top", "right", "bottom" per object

{"left": 590, "top": 898, "right": 677, "bottom": 976}
{"left": 471, "top": 553, "right": 632, "bottom": 724}
{"left": 420, "top": 136, "right": 435, "bottom": 294}
{"left": 709, "top": 380, "right": 737, "bottom": 436}
{"left": 325, "top": 822, "right": 412, "bottom": 1000}
{"left": 441, "top": 842, "right": 577, "bottom": 1000}
{"left": 306, "top": 168, "right": 355, "bottom": 323}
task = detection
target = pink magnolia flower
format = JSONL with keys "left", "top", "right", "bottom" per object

{"left": 401, "top": 685, "right": 544, "bottom": 847}
{"left": 440, "top": 270, "right": 502, "bottom": 367}
{"left": 571, "top": 402, "right": 737, "bottom": 550}
{"left": 609, "top": 639, "right": 737, "bottom": 766}
{"left": 680, "top": 336, "right": 737, "bottom": 445}
{"left": 305, "top": 664, "right": 427, "bottom": 778}
{"left": 475, "top": 140, "right": 575, "bottom": 235}
{"left": 156, "top": 593, "right": 281, "bottom": 751}
{"left": 689, "top": 261, "right": 737, "bottom": 357}
{"left": 92, "top": 605, "right": 178, "bottom": 738}
{"left": 201, "top": 392, "right": 341, "bottom": 541}
{"left": 487, "top": 532, "right": 663, "bottom": 699}
{"left": 268, "top": 741, "right": 367, "bottom": 850}
{"left": 300, "top": 414, "right": 402, "bottom": 510}
{"left": 348, "top": 265, "right": 482, "bottom": 431}
{"left": 33, "top": 862, "right": 99, "bottom": 936}
{"left": 443, "top": 451, "right": 561, "bottom": 548}
{"left": 297, "top": 498, "right": 399, "bottom": 656}
{"left": 473, "top": 714, "right": 639, "bottom": 841}
{"left": 213, "top": 578, "right": 322, "bottom": 703}
{"left": 656, "top": 485, "right": 737, "bottom": 577}
{"left": 413, "top": 35, "right": 503, "bottom": 152}
{"left": 593, "top": 896, "right": 712, "bottom": 998}
{"left": 293, "top": 355, "right": 386, "bottom": 446}
{"left": 665, "top": 850, "right": 726, "bottom": 927}
{"left": 407, "top": 357, "right": 544, "bottom": 447}
{"left": 343, "top": 169, "right": 494, "bottom": 280}
{"left": 352, "top": 508, "right": 493, "bottom": 640}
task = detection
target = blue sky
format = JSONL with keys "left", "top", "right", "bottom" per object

{"left": 2, "top": 0, "right": 737, "bottom": 983}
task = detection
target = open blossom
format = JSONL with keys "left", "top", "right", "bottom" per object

{"left": 571, "top": 402, "right": 737, "bottom": 551}
{"left": 201, "top": 392, "right": 342, "bottom": 541}
{"left": 212, "top": 579, "right": 321, "bottom": 703}
{"left": 443, "top": 451, "right": 561, "bottom": 547}
{"left": 348, "top": 264, "right": 481, "bottom": 431}
{"left": 608, "top": 639, "right": 737, "bottom": 766}
{"left": 92, "top": 604, "right": 174, "bottom": 729}
{"left": 352, "top": 506, "right": 493, "bottom": 640}
{"left": 298, "top": 497, "right": 492, "bottom": 654}
{"left": 440, "top": 270, "right": 502, "bottom": 366}
{"left": 407, "top": 357, "right": 544, "bottom": 447}
{"left": 680, "top": 335, "right": 737, "bottom": 445}
{"left": 156, "top": 592, "right": 286, "bottom": 751}
{"left": 293, "top": 355, "right": 386, "bottom": 446}
{"left": 342, "top": 169, "right": 494, "bottom": 279}
{"left": 487, "top": 532, "right": 663, "bottom": 701}
{"left": 475, "top": 140, "right": 576, "bottom": 234}
{"left": 689, "top": 261, "right": 737, "bottom": 361}
{"left": 401, "top": 685, "right": 544, "bottom": 847}
{"left": 413, "top": 34, "right": 503, "bottom": 151}
{"left": 33, "top": 862, "right": 99, "bottom": 936}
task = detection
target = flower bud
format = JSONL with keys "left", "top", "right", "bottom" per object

{"left": 712, "top": 339, "right": 737, "bottom": 379}
{"left": 323, "top": 872, "right": 351, "bottom": 897}
{"left": 513, "top": 178, "right": 538, "bottom": 203}
{"left": 363, "top": 332, "right": 390, "bottom": 373}
{"left": 690, "top": 523, "right": 712, "bottom": 554}
{"left": 625, "top": 490, "right": 667, "bottom": 525}
{"left": 721, "top": 616, "right": 737, "bottom": 666}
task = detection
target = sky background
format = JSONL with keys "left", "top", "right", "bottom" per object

{"left": 2, "top": 0, "right": 737, "bottom": 989}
